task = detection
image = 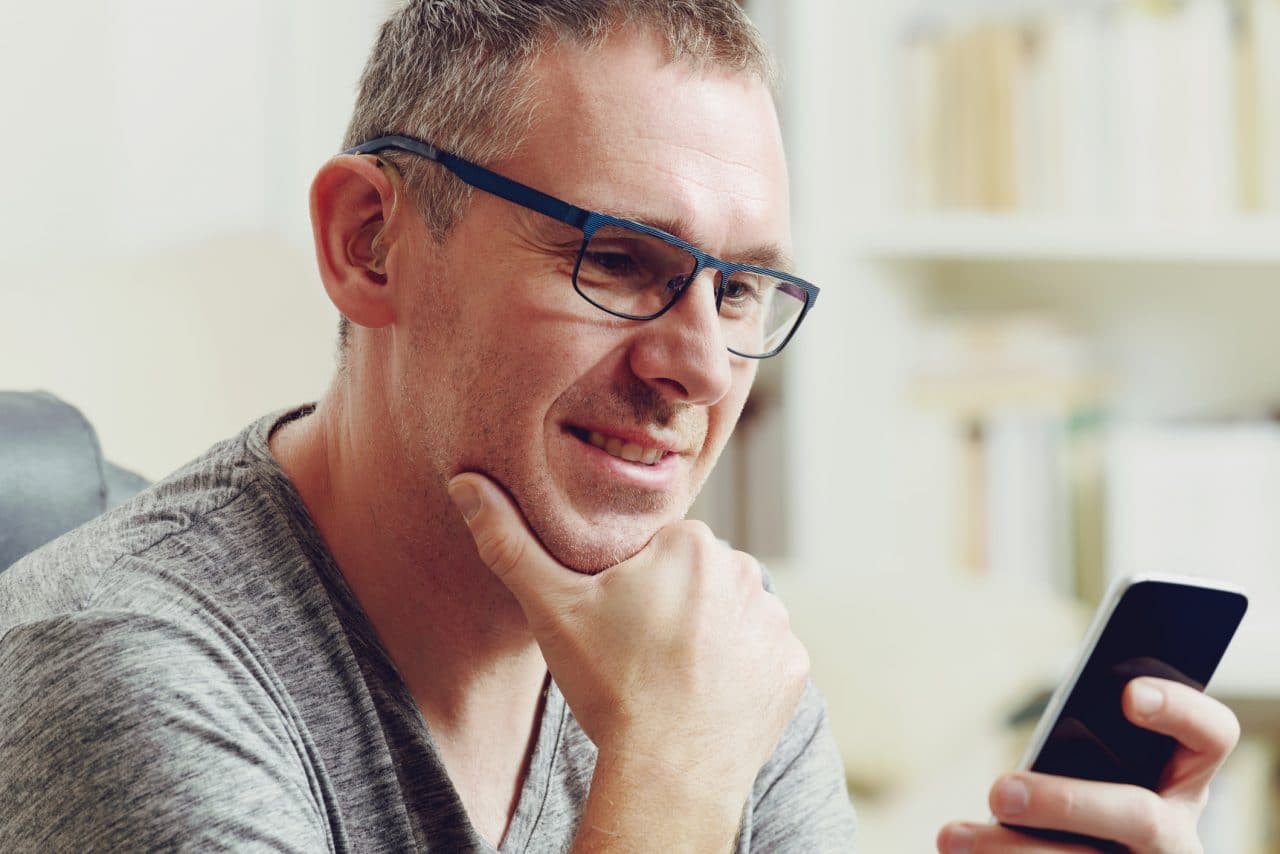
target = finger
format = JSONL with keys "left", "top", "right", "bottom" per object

{"left": 987, "top": 773, "right": 1183, "bottom": 852}
{"left": 1122, "top": 678, "right": 1241, "bottom": 791}
{"left": 447, "top": 472, "right": 582, "bottom": 606}
{"left": 735, "top": 549, "right": 767, "bottom": 587}
{"left": 936, "top": 821, "right": 1100, "bottom": 854}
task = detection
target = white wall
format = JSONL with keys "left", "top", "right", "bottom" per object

{"left": 0, "top": 1, "right": 389, "bottom": 479}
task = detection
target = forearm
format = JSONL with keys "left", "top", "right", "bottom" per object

{"left": 572, "top": 748, "right": 749, "bottom": 854}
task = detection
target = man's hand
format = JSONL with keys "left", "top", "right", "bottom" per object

{"left": 448, "top": 472, "right": 811, "bottom": 850}
{"left": 936, "top": 678, "right": 1241, "bottom": 853}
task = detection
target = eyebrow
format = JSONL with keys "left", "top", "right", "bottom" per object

{"left": 613, "top": 210, "right": 796, "bottom": 273}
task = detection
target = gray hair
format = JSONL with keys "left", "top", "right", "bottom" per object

{"left": 335, "top": 0, "right": 776, "bottom": 355}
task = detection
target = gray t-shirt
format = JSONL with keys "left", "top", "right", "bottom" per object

{"left": 0, "top": 405, "right": 856, "bottom": 852}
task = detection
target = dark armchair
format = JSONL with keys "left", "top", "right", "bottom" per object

{"left": 0, "top": 391, "right": 149, "bottom": 572}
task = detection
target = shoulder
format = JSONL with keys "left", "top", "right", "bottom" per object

{"left": 0, "top": 610, "right": 332, "bottom": 851}
{"left": 1, "top": 607, "right": 270, "bottom": 705}
{"left": 0, "top": 409, "right": 311, "bottom": 636}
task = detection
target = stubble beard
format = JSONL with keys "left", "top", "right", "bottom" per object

{"left": 493, "top": 373, "right": 717, "bottom": 574}
{"left": 411, "top": 357, "right": 722, "bottom": 574}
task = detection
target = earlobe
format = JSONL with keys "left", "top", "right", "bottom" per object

{"left": 309, "top": 154, "right": 406, "bottom": 332}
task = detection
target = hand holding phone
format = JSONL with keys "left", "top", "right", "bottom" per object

{"left": 1005, "top": 574, "right": 1248, "bottom": 847}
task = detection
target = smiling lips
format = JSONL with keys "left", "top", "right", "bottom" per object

{"left": 585, "top": 430, "right": 669, "bottom": 466}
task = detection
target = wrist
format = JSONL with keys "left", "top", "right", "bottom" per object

{"left": 573, "top": 747, "right": 750, "bottom": 853}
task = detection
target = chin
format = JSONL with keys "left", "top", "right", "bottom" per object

{"left": 530, "top": 506, "right": 675, "bottom": 575}
{"left": 541, "top": 524, "right": 657, "bottom": 575}
{"left": 504, "top": 461, "right": 701, "bottom": 574}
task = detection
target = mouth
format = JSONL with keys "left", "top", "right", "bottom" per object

{"left": 566, "top": 426, "right": 674, "bottom": 467}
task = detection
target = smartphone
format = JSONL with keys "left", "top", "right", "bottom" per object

{"left": 1005, "top": 574, "right": 1248, "bottom": 846}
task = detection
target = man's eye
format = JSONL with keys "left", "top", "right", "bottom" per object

{"left": 583, "top": 251, "right": 639, "bottom": 278}
{"left": 722, "top": 277, "right": 764, "bottom": 304}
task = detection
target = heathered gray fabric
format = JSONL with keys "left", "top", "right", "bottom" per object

{"left": 0, "top": 405, "right": 857, "bottom": 852}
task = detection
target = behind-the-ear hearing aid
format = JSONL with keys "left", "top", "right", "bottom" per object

{"left": 368, "top": 226, "right": 389, "bottom": 274}
{"left": 358, "top": 155, "right": 402, "bottom": 276}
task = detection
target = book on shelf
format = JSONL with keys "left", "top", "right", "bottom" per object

{"left": 896, "top": 0, "right": 1275, "bottom": 219}
{"left": 1254, "top": 0, "right": 1280, "bottom": 210}
{"left": 911, "top": 313, "right": 1108, "bottom": 597}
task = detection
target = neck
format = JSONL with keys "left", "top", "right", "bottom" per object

{"left": 269, "top": 371, "right": 549, "bottom": 729}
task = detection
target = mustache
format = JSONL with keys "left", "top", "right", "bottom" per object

{"left": 619, "top": 373, "right": 701, "bottom": 430}
{"left": 569, "top": 375, "right": 700, "bottom": 437}
{"left": 622, "top": 375, "right": 679, "bottom": 427}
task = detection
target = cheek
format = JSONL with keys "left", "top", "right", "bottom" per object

{"left": 454, "top": 314, "right": 600, "bottom": 444}
{"left": 710, "top": 364, "right": 756, "bottom": 434}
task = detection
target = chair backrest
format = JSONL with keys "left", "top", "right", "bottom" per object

{"left": 0, "top": 391, "right": 148, "bottom": 572}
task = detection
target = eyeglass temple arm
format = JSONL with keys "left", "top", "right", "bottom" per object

{"left": 344, "top": 135, "right": 592, "bottom": 232}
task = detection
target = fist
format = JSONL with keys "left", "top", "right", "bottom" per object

{"left": 448, "top": 471, "right": 810, "bottom": 796}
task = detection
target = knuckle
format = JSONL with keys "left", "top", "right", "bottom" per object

{"left": 729, "top": 553, "right": 756, "bottom": 588}
{"left": 767, "top": 588, "right": 791, "bottom": 617}
{"left": 1220, "top": 707, "right": 1243, "bottom": 753}
{"left": 733, "top": 550, "right": 762, "bottom": 579}
{"left": 1189, "top": 785, "right": 1211, "bottom": 815}
{"left": 763, "top": 590, "right": 796, "bottom": 634}
{"left": 1125, "top": 793, "right": 1164, "bottom": 847}
{"left": 685, "top": 517, "right": 713, "bottom": 536}
{"left": 1173, "top": 689, "right": 1240, "bottom": 758}
{"left": 675, "top": 518, "right": 715, "bottom": 544}
{"left": 772, "top": 629, "right": 810, "bottom": 689}
{"left": 764, "top": 595, "right": 792, "bottom": 635}
{"left": 792, "top": 641, "right": 811, "bottom": 683}
{"left": 662, "top": 520, "right": 720, "bottom": 565}
{"left": 477, "top": 527, "right": 527, "bottom": 579}
{"left": 1044, "top": 783, "right": 1077, "bottom": 822}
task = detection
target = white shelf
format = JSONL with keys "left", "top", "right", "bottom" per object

{"left": 854, "top": 214, "right": 1280, "bottom": 263}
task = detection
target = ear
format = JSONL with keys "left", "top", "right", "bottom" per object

{"left": 309, "top": 153, "right": 411, "bottom": 333}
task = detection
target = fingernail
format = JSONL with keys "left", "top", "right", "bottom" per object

{"left": 1132, "top": 680, "right": 1164, "bottom": 717}
{"left": 946, "top": 824, "right": 975, "bottom": 854}
{"left": 995, "top": 777, "right": 1029, "bottom": 816}
{"left": 448, "top": 481, "right": 481, "bottom": 522}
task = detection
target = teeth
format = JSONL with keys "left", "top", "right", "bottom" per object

{"left": 584, "top": 430, "right": 665, "bottom": 466}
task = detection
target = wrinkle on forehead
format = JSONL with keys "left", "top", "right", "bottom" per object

{"left": 600, "top": 149, "right": 774, "bottom": 206}
{"left": 631, "top": 131, "right": 779, "bottom": 179}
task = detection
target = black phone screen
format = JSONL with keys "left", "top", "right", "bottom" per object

{"left": 1009, "top": 579, "right": 1247, "bottom": 846}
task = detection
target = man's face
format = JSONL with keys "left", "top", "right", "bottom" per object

{"left": 392, "top": 31, "right": 792, "bottom": 572}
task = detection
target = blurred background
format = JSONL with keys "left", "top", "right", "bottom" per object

{"left": 3, "top": 0, "right": 1279, "bottom": 849}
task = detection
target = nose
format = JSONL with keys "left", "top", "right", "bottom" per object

{"left": 627, "top": 268, "right": 734, "bottom": 406}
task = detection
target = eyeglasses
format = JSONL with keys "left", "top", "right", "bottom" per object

{"left": 344, "top": 134, "right": 819, "bottom": 359}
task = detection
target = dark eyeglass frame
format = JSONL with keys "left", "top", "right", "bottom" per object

{"left": 343, "top": 134, "right": 819, "bottom": 359}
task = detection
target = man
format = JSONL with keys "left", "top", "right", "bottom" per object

{"left": 0, "top": 2, "right": 1238, "bottom": 851}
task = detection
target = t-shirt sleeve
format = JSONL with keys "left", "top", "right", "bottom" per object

{"left": 746, "top": 679, "right": 858, "bottom": 853}
{"left": 0, "top": 611, "right": 335, "bottom": 852}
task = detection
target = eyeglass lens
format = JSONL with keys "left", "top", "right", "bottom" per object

{"left": 573, "top": 224, "right": 807, "bottom": 357}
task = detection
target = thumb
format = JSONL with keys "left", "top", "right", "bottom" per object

{"left": 447, "top": 472, "right": 579, "bottom": 606}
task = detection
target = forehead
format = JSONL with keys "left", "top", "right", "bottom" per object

{"left": 502, "top": 29, "right": 791, "bottom": 253}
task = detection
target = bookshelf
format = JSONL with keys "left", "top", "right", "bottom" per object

{"left": 858, "top": 214, "right": 1280, "bottom": 262}
{"left": 741, "top": 0, "right": 1280, "bottom": 848}
{"left": 773, "top": 0, "right": 1280, "bottom": 696}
